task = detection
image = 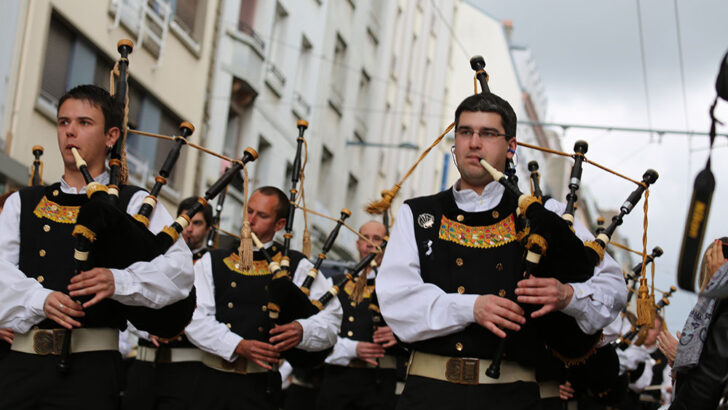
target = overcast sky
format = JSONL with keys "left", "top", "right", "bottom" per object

{"left": 468, "top": 0, "right": 728, "bottom": 331}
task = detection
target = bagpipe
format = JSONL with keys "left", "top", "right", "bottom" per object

{"left": 57, "top": 39, "right": 259, "bottom": 372}
{"left": 479, "top": 155, "right": 658, "bottom": 375}
{"left": 249, "top": 120, "right": 385, "bottom": 368}
{"left": 677, "top": 49, "right": 728, "bottom": 291}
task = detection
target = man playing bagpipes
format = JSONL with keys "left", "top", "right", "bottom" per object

{"left": 185, "top": 186, "right": 342, "bottom": 409}
{"left": 316, "top": 220, "right": 408, "bottom": 410}
{"left": 0, "top": 84, "right": 194, "bottom": 409}
{"left": 121, "top": 197, "right": 213, "bottom": 410}
{"left": 375, "top": 92, "right": 626, "bottom": 410}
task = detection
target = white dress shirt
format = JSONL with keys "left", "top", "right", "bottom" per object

{"left": 377, "top": 180, "right": 627, "bottom": 344}
{"left": 618, "top": 344, "right": 657, "bottom": 392}
{"left": 325, "top": 270, "right": 377, "bottom": 366}
{"left": 0, "top": 172, "right": 194, "bottom": 332}
{"left": 185, "top": 242, "right": 343, "bottom": 362}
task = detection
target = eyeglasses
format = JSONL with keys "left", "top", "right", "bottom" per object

{"left": 455, "top": 127, "right": 509, "bottom": 139}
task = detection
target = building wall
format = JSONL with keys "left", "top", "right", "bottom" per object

{"left": 1, "top": 0, "right": 218, "bottom": 211}
{"left": 204, "top": 0, "right": 456, "bottom": 258}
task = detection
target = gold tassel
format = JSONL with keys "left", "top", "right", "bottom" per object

{"left": 636, "top": 278, "right": 653, "bottom": 326}
{"left": 238, "top": 165, "right": 253, "bottom": 271}
{"left": 350, "top": 270, "right": 368, "bottom": 305}
{"left": 366, "top": 187, "right": 400, "bottom": 215}
{"left": 238, "top": 221, "right": 253, "bottom": 271}
{"left": 302, "top": 227, "right": 312, "bottom": 258}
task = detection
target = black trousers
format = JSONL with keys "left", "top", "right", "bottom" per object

{"left": 121, "top": 360, "right": 203, "bottom": 410}
{"left": 0, "top": 350, "right": 122, "bottom": 410}
{"left": 190, "top": 366, "right": 280, "bottom": 410}
{"left": 284, "top": 384, "right": 320, "bottom": 410}
{"left": 540, "top": 397, "right": 567, "bottom": 410}
{"left": 396, "top": 375, "right": 541, "bottom": 410}
{"left": 317, "top": 365, "right": 398, "bottom": 410}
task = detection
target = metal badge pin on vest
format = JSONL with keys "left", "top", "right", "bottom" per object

{"left": 417, "top": 213, "right": 434, "bottom": 229}
{"left": 425, "top": 240, "right": 433, "bottom": 256}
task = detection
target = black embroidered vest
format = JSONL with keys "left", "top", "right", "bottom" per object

{"left": 18, "top": 182, "right": 142, "bottom": 330}
{"left": 406, "top": 189, "right": 542, "bottom": 364}
{"left": 210, "top": 243, "right": 305, "bottom": 341}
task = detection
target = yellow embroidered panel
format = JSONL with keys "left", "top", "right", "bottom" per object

{"left": 342, "top": 279, "right": 374, "bottom": 299}
{"left": 438, "top": 214, "right": 517, "bottom": 249}
{"left": 223, "top": 251, "right": 280, "bottom": 276}
{"left": 33, "top": 196, "right": 80, "bottom": 224}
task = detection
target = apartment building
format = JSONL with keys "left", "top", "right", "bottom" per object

{"left": 0, "top": 0, "right": 218, "bottom": 211}
{"left": 204, "top": 0, "right": 456, "bottom": 258}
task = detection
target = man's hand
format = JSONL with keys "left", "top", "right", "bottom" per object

{"left": 657, "top": 329, "right": 680, "bottom": 366}
{"left": 473, "top": 294, "right": 525, "bottom": 338}
{"left": 515, "top": 276, "right": 574, "bottom": 318}
{"left": 372, "top": 326, "right": 397, "bottom": 348}
{"left": 235, "top": 339, "right": 280, "bottom": 370}
{"left": 269, "top": 322, "right": 303, "bottom": 352}
{"left": 43, "top": 291, "right": 84, "bottom": 329}
{"left": 149, "top": 334, "right": 179, "bottom": 347}
{"left": 559, "top": 381, "right": 575, "bottom": 400}
{"left": 356, "top": 341, "right": 386, "bottom": 366}
{"left": 68, "top": 268, "right": 115, "bottom": 308}
{"left": 0, "top": 328, "right": 14, "bottom": 344}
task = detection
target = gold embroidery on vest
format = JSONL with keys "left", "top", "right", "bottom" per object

{"left": 438, "top": 214, "right": 517, "bottom": 249}
{"left": 33, "top": 196, "right": 80, "bottom": 224}
{"left": 342, "top": 279, "right": 374, "bottom": 299}
{"left": 223, "top": 251, "right": 279, "bottom": 276}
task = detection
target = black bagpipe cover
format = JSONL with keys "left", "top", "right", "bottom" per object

{"left": 520, "top": 201, "right": 602, "bottom": 361}
{"left": 677, "top": 167, "right": 715, "bottom": 291}
{"left": 567, "top": 344, "right": 627, "bottom": 405}
{"left": 267, "top": 277, "right": 331, "bottom": 367}
{"left": 75, "top": 194, "right": 196, "bottom": 338}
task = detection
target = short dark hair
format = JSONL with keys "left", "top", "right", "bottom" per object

{"left": 178, "top": 196, "right": 213, "bottom": 227}
{"left": 57, "top": 84, "right": 122, "bottom": 133}
{"left": 254, "top": 186, "right": 289, "bottom": 220}
{"left": 454, "top": 93, "right": 517, "bottom": 139}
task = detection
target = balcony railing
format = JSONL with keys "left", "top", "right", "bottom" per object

{"left": 237, "top": 22, "right": 265, "bottom": 52}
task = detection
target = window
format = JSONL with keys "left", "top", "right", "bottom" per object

{"left": 346, "top": 173, "right": 358, "bottom": 209}
{"left": 40, "top": 15, "right": 113, "bottom": 105}
{"left": 330, "top": 33, "right": 347, "bottom": 98}
{"left": 124, "top": 84, "right": 184, "bottom": 189}
{"left": 170, "top": 0, "right": 207, "bottom": 43}
{"left": 294, "top": 35, "right": 313, "bottom": 97}
{"left": 318, "top": 146, "right": 333, "bottom": 199}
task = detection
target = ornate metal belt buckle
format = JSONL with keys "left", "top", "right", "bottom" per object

{"left": 445, "top": 357, "right": 479, "bottom": 384}
{"left": 33, "top": 330, "right": 65, "bottom": 355}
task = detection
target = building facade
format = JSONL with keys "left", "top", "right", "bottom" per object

{"left": 0, "top": 0, "right": 218, "bottom": 211}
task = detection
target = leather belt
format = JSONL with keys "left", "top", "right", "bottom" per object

{"left": 348, "top": 354, "right": 397, "bottom": 369}
{"left": 11, "top": 328, "right": 118, "bottom": 355}
{"left": 202, "top": 352, "right": 267, "bottom": 375}
{"left": 407, "top": 351, "right": 536, "bottom": 385}
{"left": 136, "top": 345, "right": 204, "bottom": 363}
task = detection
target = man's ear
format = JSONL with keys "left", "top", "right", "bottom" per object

{"left": 506, "top": 138, "right": 517, "bottom": 160}
{"left": 105, "top": 126, "right": 121, "bottom": 149}
{"left": 274, "top": 217, "right": 287, "bottom": 232}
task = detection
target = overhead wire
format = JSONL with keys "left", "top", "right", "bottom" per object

{"left": 635, "top": 0, "right": 656, "bottom": 143}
